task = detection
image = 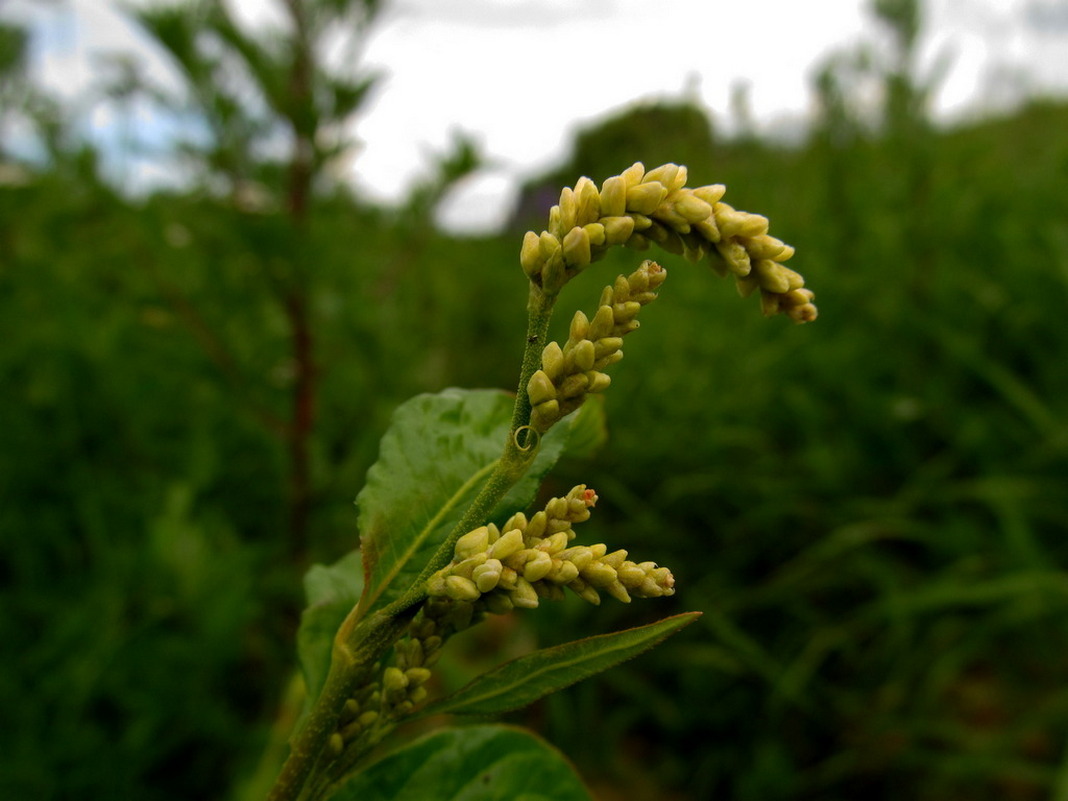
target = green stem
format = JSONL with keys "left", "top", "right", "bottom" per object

{"left": 267, "top": 281, "right": 557, "bottom": 801}
{"left": 396, "top": 282, "right": 557, "bottom": 600}
{"left": 267, "top": 609, "right": 413, "bottom": 801}
{"left": 511, "top": 284, "right": 556, "bottom": 435}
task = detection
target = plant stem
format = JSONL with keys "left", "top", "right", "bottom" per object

{"left": 267, "top": 282, "right": 558, "bottom": 801}
{"left": 510, "top": 284, "right": 556, "bottom": 435}
{"left": 267, "top": 609, "right": 413, "bottom": 801}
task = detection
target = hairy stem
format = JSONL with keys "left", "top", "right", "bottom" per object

{"left": 267, "top": 609, "right": 414, "bottom": 801}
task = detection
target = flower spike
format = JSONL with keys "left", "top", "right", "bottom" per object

{"left": 520, "top": 161, "right": 817, "bottom": 323}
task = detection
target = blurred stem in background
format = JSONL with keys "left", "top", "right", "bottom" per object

{"left": 127, "top": 0, "right": 387, "bottom": 565}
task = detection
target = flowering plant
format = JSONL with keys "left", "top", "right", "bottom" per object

{"left": 267, "top": 162, "right": 816, "bottom": 801}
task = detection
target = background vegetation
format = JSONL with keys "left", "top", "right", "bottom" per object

{"left": 2, "top": 1, "right": 1067, "bottom": 799}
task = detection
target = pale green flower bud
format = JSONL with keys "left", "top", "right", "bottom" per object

{"left": 472, "top": 560, "right": 503, "bottom": 593}
{"left": 629, "top": 213, "right": 653, "bottom": 231}
{"left": 604, "top": 580, "right": 632, "bottom": 604}
{"left": 568, "top": 577, "right": 602, "bottom": 605}
{"left": 530, "top": 401, "right": 560, "bottom": 431}
{"left": 541, "top": 249, "right": 567, "bottom": 294}
{"left": 522, "top": 551, "right": 554, "bottom": 582}
{"left": 599, "top": 176, "right": 627, "bottom": 217}
{"left": 620, "top": 161, "right": 646, "bottom": 187}
{"left": 781, "top": 265, "right": 805, "bottom": 290}
{"left": 541, "top": 341, "right": 565, "bottom": 381}
{"left": 538, "top": 231, "right": 560, "bottom": 259}
{"left": 409, "top": 686, "right": 428, "bottom": 705}
{"left": 602, "top": 215, "right": 635, "bottom": 245}
{"left": 357, "top": 709, "right": 379, "bottom": 727}
{"left": 527, "top": 370, "right": 557, "bottom": 406}
{"left": 626, "top": 182, "right": 668, "bottom": 215}
{"left": 693, "top": 184, "right": 727, "bottom": 205}
{"left": 445, "top": 575, "right": 481, "bottom": 602}
{"left": 612, "top": 300, "right": 642, "bottom": 325}
{"left": 643, "top": 163, "right": 683, "bottom": 191}
{"left": 745, "top": 234, "right": 789, "bottom": 260}
{"left": 602, "top": 549, "right": 628, "bottom": 569}
{"left": 520, "top": 231, "right": 542, "bottom": 277}
{"left": 549, "top": 559, "right": 579, "bottom": 583}
{"left": 488, "top": 528, "right": 525, "bottom": 560}
{"left": 558, "top": 187, "right": 578, "bottom": 233}
{"left": 715, "top": 203, "right": 769, "bottom": 239}
{"left": 342, "top": 698, "right": 361, "bottom": 720}
{"left": 672, "top": 191, "right": 714, "bottom": 224}
{"left": 383, "top": 666, "right": 408, "bottom": 693}
{"left": 568, "top": 339, "right": 596, "bottom": 373}
{"left": 451, "top": 553, "right": 487, "bottom": 578}
{"left": 583, "top": 222, "right": 607, "bottom": 247}
{"left": 652, "top": 201, "right": 691, "bottom": 232}
{"left": 501, "top": 512, "right": 526, "bottom": 535}
{"left": 559, "top": 545, "right": 594, "bottom": 571}
{"left": 587, "top": 304, "right": 616, "bottom": 341}
{"left": 557, "top": 372, "right": 589, "bottom": 400}
{"left": 574, "top": 176, "right": 601, "bottom": 224}
{"left": 594, "top": 351, "right": 624, "bottom": 372}
{"left": 328, "top": 732, "right": 344, "bottom": 755}
{"left": 455, "top": 526, "right": 491, "bottom": 560}
{"left": 593, "top": 337, "right": 623, "bottom": 360}
{"left": 405, "top": 667, "right": 432, "bottom": 687}
{"left": 493, "top": 565, "right": 517, "bottom": 591}
{"left": 568, "top": 310, "right": 590, "bottom": 343}
{"left": 548, "top": 205, "right": 562, "bottom": 239}
{"left": 582, "top": 560, "right": 619, "bottom": 588}
{"left": 585, "top": 371, "right": 611, "bottom": 393}
{"left": 510, "top": 577, "right": 540, "bottom": 609}
{"left": 754, "top": 259, "right": 792, "bottom": 294}
{"left": 715, "top": 239, "right": 752, "bottom": 276}
{"left": 427, "top": 572, "right": 448, "bottom": 596}
{"left": 617, "top": 562, "right": 648, "bottom": 586}
{"left": 693, "top": 217, "right": 722, "bottom": 243}
{"left": 538, "top": 531, "right": 571, "bottom": 554}
{"left": 524, "top": 510, "right": 547, "bottom": 541}
{"left": 563, "top": 225, "right": 592, "bottom": 269}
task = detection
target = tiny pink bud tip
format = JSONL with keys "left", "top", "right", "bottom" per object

{"left": 583, "top": 489, "right": 598, "bottom": 507}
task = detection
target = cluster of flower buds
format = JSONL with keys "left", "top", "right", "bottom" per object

{"left": 526, "top": 260, "right": 666, "bottom": 432}
{"left": 427, "top": 486, "right": 675, "bottom": 610}
{"left": 519, "top": 162, "right": 816, "bottom": 323}
{"left": 327, "top": 604, "right": 450, "bottom": 755}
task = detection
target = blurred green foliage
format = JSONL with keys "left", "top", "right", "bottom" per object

{"left": 3, "top": 1, "right": 1068, "bottom": 798}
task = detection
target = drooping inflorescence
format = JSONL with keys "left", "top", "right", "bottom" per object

{"left": 527, "top": 260, "right": 666, "bottom": 432}
{"left": 520, "top": 162, "right": 817, "bottom": 323}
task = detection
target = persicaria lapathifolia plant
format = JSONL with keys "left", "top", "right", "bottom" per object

{"left": 267, "top": 163, "right": 817, "bottom": 801}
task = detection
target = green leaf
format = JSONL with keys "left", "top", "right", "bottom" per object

{"left": 354, "top": 388, "right": 582, "bottom": 619}
{"left": 326, "top": 724, "right": 592, "bottom": 801}
{"left": 297, "top": 549, "right": 363, "bottom": 710}
{"left": 419, "top": 612, "right": 701, "bottom": 718}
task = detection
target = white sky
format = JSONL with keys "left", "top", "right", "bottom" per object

{"left": 3, "top": 0, "right": 1067, "bottom": 231}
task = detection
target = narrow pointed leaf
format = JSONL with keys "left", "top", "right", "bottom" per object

{"left": 327, "top": 724, "right": 592, "bottom": 801}
{"left": 419, "top": 612, "right": 701, "bottom": 718}
{"left": 354, "top": 388, "right": 590, "bottom": 619}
